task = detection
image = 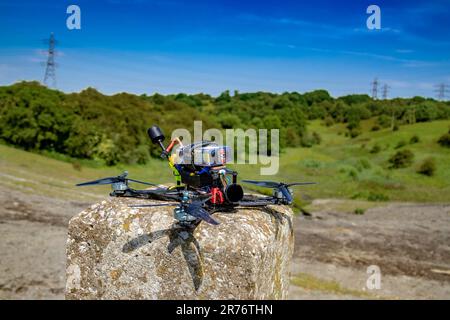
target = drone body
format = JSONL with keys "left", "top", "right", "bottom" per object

{"left": 77, "top": 125, "right": 315, "bottom": 227}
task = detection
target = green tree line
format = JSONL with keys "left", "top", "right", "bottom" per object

{"left": 0, "top": 81, "right": 449, "bottom": 165}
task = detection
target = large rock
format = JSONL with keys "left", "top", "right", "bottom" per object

{"left": 65, "top": 197, "right": 294, "bottom": 300}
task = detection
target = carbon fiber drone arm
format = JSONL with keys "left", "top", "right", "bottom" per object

{"left": 111, "top": 188, "right": 183, "bottom": 201}
{"left": 235, "top": 196, "right": 277, "bottom": 207}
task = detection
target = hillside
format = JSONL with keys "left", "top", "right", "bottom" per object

{"left": 1, "top": 118, "right": 449, "bottom": 205}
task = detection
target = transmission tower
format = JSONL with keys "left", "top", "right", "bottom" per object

{"left": 43, "top": 32, "right": 57, "bottom": 87}
{"left": 434, "top": 83, "right": 449, "bottom": 101}
{"left": 371, "top": 77, "right": 379, "bottom": 99}
{"left": 382, "top": 83, "right": 390, "bottom": 100}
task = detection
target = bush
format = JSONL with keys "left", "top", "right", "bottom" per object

{"left": 348, "top": 169, "right": 358, "bottom": 180}
{"left": 367, "top": 192, "right": 389, "bottom": 202}
{"left": 415, "top": 102, "right": 440, "bottom": 122}
{"left": 388, "top": 149, "right": 414, "bottom": 169}
{"left": 395, "top": 140, "right": 407, "bottom": 149}
{"left": 301, "top": 131, "right": 322, "bottom": 147}
{"left": 410, "top": 135, "right": 420, "bottom": 144}
{"left": 417, "top": 157, "right": 436, "bottom": 176}
{"left": 312, "top": 131, "right": 322, "bottom": 145}
{"left": 370, "top": 144, "right": 381, "bottom": 154}
{"left": 438, "top": 133, "right": 450, "bottom": 148}
{"left": 357, "top": 158, "right": 371, "bottom": 170}
{"left": 377, "top": 115, "right": 391, "bottom": 128}
{"left": 371, "top": 125, "right": 380, "bottom": 131}
{"left": 354, "top": 208, "right": 365, "bottom": 215}
{"left": 323, "top": 116, "right": 334, "bottom": 127}
{"left": 349, "top": 129, "right": 360, "bottom": 138}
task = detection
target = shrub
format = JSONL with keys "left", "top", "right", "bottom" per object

{"left": 367, "top": 192, "right": 389, "bottom": 202}
{"left": 377, "top": 115, "right": 391, "bottom": 128}
{"left": 417, "top": 157, "right": 436, "bottom": 176}
{"left": 351, "top": 192, "right": 365, "bottom": 199}
{"left": 438, "top": 133, "right": 450, "bottom": 148}
{"left": 415, "top": 102, "right": 440, "bottom": 122}
{"left": 348, "top": 169, "right": 358, "bottom": 180}
{"left": 410, "top": 135, "right": 420, "bottom": 144}
{"left": 349, "top": 129, "right": 361, "bottom": 138}
{"left": 312, "top": 131, "right": 322, "bottom": 145}
{"left": 357, "top": 158, "right": 371, "bottom": 170}
{"left": 369, "top": 144, "right": 381, "bottom": 154}
{"left": 388, "top": 149, "right": 414, "bottom": 169}
{"left": 354, "top": 208, "right": 365, "bottom": 215}
{"left": 371, "top": 125, "right": 380, "bottom": 131}
{"left": 323, "top": 116, "right": 334, "bottom": 127}
{"left": 301, "top": 131, "right": 322, "bottom": 147}
{"left": 395, "top": 140, "right": 407, "bottom": 149}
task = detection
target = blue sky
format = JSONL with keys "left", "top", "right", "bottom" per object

{"left": 0, "top": 0, "right": 449, "bottom": 97}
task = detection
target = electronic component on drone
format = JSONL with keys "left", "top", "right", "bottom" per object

{"left": 175, "top": 142, "right": 231, "bottom": 167}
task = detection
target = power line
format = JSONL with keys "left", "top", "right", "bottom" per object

{"left": 434, "top": 83, "right": 449, "bottom": 101}
{"left": 371, "top": 77, "right": 379, "bottom": 99}
{"left": 382, "top": 83, "right": 390, "bottom": 100}
{"left": 43, "top": 32, "right": 57, "bottom": 88}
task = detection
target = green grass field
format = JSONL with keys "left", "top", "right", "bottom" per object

{"left": 1, "top": 119, "right": 449, "bottom": 207}
{"left": 231, "top": 119, "right": 450, "bottom": 205}
{"left": 0, "top": 143, "right": 172, "bottom": 201}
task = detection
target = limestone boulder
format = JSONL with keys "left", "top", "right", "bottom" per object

{"left": 65, "top": 197, "right": 294, "bottom": 299}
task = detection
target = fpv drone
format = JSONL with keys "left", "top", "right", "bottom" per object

{"left": 76, "top": 125, "right": 315, "bottom": 227}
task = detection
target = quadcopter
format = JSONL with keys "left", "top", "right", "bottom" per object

{"left": 76, "top": 125, "right": 315, "bottom": 227}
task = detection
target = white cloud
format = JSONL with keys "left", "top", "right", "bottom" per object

{"left": 395, "top": 49, "right": 414, "bottom": 54}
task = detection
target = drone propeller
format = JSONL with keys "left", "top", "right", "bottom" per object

{"left": 129, "top": 203, "right": 178, "bottom": 208}
{"left": 242, "top": 180, "right": 316, "bottom": 188}
{"left": 242, "top": 179, "right": 316, "bottom": 204}
{"left": 186, "top": 201, "right": 219, "bottom": 225}
{"left": 76, "top": 171, "right": 159, "bottom": 187}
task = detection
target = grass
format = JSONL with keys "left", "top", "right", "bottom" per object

{"left": 291, "top": 273, "right": 375, "bottom": 298}
{"left": 1, "top": 119, "right": 449, "bottom": 205}
{"left": 304, "top": 199, "right": 382, "bottom": 214}
{"left": 0, "top": 143, "right": 172, "bottom": 202}
{"left": 232, "top": 119, "right": 450, "bottom": 204}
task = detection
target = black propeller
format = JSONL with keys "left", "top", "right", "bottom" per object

{"left": 242, "top": 180, "right": 316, "bottom": 204}
{"left": 186, "top": 201, "right": 219, "bottom": 225}
{"left": 76, "top": 171, "right": 159, "bottom": 187}
{"left": 129, "top": 203, "right": 178, "bottom": 208}
{"left": 242, "top": 180, "right": 316, "bottom": 188}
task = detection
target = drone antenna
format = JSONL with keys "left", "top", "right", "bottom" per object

{"left": 147, "top": 125, "right": 168, "bottom": 158}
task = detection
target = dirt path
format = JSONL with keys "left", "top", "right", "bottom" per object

{"left": 1, "top": 186, "right": 449, "bottom": 299}
{"left": 289, "top": 200, "right": 450, "bottom": 299}
{"left": 0, "top": 186, "right": 90, "bottom": 299}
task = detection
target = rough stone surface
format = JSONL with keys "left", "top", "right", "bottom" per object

{"left": 65, "top": 197, "right": 294, "bottom": 300}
